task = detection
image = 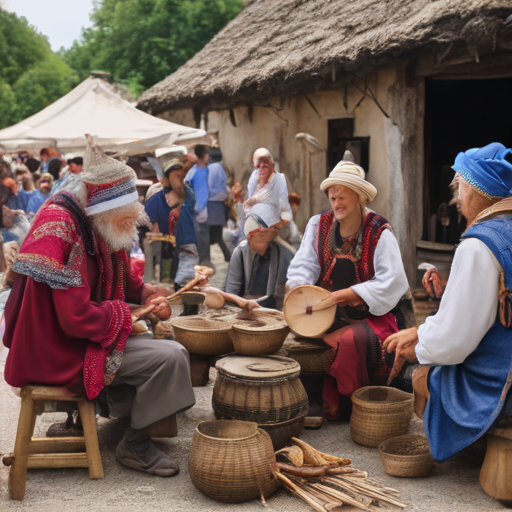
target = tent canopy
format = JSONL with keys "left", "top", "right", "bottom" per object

{"left": 0, "top": 77, "right": 209, "bottom": 156}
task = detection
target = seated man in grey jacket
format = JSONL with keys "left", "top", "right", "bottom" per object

{"left": 224, "top": 214, "right": 295, "bottom": 310}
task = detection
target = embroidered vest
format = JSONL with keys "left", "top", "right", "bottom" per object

{"left": 316, "top": 210, "right": 391, "bottom": 290}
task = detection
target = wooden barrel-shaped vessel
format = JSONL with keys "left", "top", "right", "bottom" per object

{"left": 189, "top": 420, "right": 280, "bottom": 503}
{"left": 213, "top": 355, "right": 309, "bottom": 448}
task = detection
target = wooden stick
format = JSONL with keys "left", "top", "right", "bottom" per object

{"left": 296, "top": 483, "right": 343, "bottom": 510}
{"left": 308, "top": 482, "right": 372, "bottom": 511}
{"left": 327, "top": 477, "right": 407, "bottom": 508}
{"left": 319, "top": 479, "right": 374, "bottom": 507}
{"left": 274, "top": 472, "right": 326, "bottom": 512}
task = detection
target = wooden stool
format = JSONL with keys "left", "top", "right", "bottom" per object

{"left": 480, "top": 427, "right": 512, "bottom": 504}
{"left": 4, "top": 385, "right": 103, "bottom": 501}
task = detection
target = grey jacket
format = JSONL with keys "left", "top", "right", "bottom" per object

{"left": 224, "top": 238, "right": 295, "bottom": 310}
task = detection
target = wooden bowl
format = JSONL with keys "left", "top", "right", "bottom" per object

{"left": 379, "top": 434, "right": 434, "bottom": 477}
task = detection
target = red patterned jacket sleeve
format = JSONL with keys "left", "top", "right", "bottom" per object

{"left": 52, "top": 286, "right": 132, "bottom": 398}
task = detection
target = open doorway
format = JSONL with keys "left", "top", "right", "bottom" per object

{"left": 423, "top": 77, "right": 512, "bottom": 243}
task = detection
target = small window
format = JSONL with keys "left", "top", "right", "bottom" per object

{"left": 327, "top": 119, "right": 369, "bottom": 174}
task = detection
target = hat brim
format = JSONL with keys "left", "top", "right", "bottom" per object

{"left": 320, "top": 175, "right": 377, "bottom": 202}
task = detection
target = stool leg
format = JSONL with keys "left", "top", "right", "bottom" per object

{"left": 9, "top": 396, "right": 36, "bottom": 500}
{"left": 480, "top": 435, "right": 512, "bottom": 503}
{"left": 77, "top": 398, "right": 104, "bottom": 479}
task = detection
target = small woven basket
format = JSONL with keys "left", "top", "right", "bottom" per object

{"left": 230, "top": 321, "right": 290, "bottom": 356}
{"left": 170, "top": 316, "right": 234, "bottom": 356}
{"left": 350, "top": 386, "right": 414, "bottom": 447}
{"left": 188, "top": 420, "right": 280, "bottom": 503}
{"left": 379, "top": 434, "right": 434, "bottom": 477}
{"left": 286, "top": 340, "right": 329, "bottom": 374}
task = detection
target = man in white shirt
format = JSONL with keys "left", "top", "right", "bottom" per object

{"left": 384, "top": 142, "right": 512, "bottom": 462}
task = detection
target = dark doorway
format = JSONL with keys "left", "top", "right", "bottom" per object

{"left": 424, "top": 77, "right": 512, "bottom": 243}
{"left": 328, "top": 118, "right": 369, "bottom": 174}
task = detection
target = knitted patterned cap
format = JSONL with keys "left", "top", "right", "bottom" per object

{"left": 82, "top": 135, "right": 138, "bottom": 215}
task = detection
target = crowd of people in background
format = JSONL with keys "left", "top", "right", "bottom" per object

{"left": 0, "top": 143, "right": 303, "bottom": 306}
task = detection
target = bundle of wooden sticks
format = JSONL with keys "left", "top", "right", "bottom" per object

{"left": 274, "top": 438, "right": 407, "bottom": 511}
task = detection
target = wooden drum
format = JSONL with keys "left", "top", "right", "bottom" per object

{"left": 212, "top": 355, "right": 309, "bottom": 449}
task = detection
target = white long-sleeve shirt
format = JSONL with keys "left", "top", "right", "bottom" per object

{"left": 416, "top": 237, "right": 499, "bottom": 366}
{"left": 246, "top": 170, "right": 292, "bottom": 227}
{"left": 286, "top": 214, "right": 409, "bottom": 316}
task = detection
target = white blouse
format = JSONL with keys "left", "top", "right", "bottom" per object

{"left": 246, "top": 170, "right": 292, "bottom": 227}
{"left": 416, "top": 237, "right": 499, "bottom": 366}
{"left": 286, "top": 214, "right": 409, "bottom": 316}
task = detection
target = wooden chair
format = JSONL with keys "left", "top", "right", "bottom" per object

{"left": 480, "top": 426, "right": 512, "bottom": 505}
{"left": 3, "top": 385, "right": 103, "bottom": 501}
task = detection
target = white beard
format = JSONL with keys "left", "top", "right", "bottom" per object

{"left": 90, "top": 202, "right": 148, "bottom": 253}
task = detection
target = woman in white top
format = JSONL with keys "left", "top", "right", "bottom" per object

{"left": 286, "top": 151, "right": 408, "bottom": 420}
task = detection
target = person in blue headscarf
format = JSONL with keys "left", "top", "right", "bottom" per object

{"left": 384, "top": 142, "right": 512, "bottom": 462}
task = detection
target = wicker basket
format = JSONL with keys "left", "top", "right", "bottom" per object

{"left": 170, "top": 316, "right": 234, "bottom": 356}
{"left": 379, "top": 434, "right": 434, "bottom": 477}
{"left": 229, "top": 320, "right": 290, "bottom": 356}
{"left": 213, "top": 355, "right": 308, "bottom": 424}
{"left": 188, "top": 420, "right": 280, "bottom": 503}
{"left": 285, "top": 339, "right": 329, "bottom": 374}
{"left": 350, "top": 386, "right": 414, "bottom": 447}
{"left": 259, "top": 412, "right": 306, "bottom": 450}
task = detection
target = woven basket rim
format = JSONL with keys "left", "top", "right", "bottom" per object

{"left": 195, "top": 420, "right": 261, "bottom": 442}
{"left": 378, "top": 434, "right": 432, "bottom": 459}
{"left": 232, "top": 323, "right": 289, "bottom": 333}
{"left": 171, "top": 316, "right": 232, "bottom": 333}
{"left": 352, "top": 386, "right": 413, "bottom": 408}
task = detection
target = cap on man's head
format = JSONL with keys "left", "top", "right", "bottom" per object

{"left": 67, "top": 157, "right": 83, "bottom": 166}
{"left": 244, "top": 214, "right": 268, "bottom": 237}
{"left": 163, "top": 158, "right": 184, "bottom": 175}
{"left": 82, "top": 135, "right": 138, "bottom": 216}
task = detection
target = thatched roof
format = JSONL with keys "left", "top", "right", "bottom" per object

{"left": 138, "top": 0, "right": 512, "bottom": 114}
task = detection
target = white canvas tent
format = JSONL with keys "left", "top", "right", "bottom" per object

{"left": 0, "top": 77, "right": 209, "bottom": 156}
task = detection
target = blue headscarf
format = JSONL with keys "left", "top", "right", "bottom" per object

{"left": 453, "top": 143, "right": 512, "bottom": 198}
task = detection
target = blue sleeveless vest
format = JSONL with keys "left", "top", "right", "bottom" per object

{"left": 424, "top": 215, "right": 512, "bottom": 462}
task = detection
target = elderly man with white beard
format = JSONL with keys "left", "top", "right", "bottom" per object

{"left": 3, "top": 139, "right": 195, "bottom": 477}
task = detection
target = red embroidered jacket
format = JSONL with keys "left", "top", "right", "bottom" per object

{"left": 3, "top": 195, "right": 141, "bottom": 399}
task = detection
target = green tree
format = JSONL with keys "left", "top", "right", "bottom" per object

{"left": 63, "top": 0, "right": 244, "bottom": 97}
{"left": 0, "top": 10, "right": 78, "bottom": 129}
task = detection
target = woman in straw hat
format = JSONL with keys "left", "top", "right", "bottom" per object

{"left": 286, "top": 151, "right": 408, "bottom": 420}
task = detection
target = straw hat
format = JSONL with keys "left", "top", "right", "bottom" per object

{"left": 320, "top": 150, "right": 377, "bottom": 203}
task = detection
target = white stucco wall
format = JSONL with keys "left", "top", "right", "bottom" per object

{"left": 160, "top": 63, "right": 425, "bottom": 281}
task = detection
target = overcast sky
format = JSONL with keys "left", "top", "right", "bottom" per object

{"left": 5, "top": 0, "right": 95, "bottom": 51}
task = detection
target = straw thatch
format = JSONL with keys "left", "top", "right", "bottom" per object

{"left": 138, "top": 0, "right": 512, "bottom": 114}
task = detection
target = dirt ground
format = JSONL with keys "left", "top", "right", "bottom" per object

{"left": 0, "top": 246, "right": 507, "bottom": 511}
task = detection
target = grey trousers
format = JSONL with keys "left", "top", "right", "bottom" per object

{"left": 194, "top": 219, "right": 210, "bottom": 264}
{"left": 111, "top": 334, "right": 196, "bottom": 429}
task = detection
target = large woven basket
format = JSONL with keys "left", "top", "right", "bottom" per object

{"left": 379, "top": 434, "right": 434, "bottom": 477}
{"left": 350, "top": 386, "right": 414, "bottom": 447}
{"left": 229, "top": 320, "right": 290, "bottom": 356}
{"left": 170, "top": 316, "right": 234, "bottom": 356}
{"left": 188, "top": 420, "right": 280, "bottom": 503}
{"left": 213, "top": 355, "right": 308, "bottom": 424}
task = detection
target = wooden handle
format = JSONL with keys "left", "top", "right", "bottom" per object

{"left": 311, "top": 294, "right": 336, "bottom": 312}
